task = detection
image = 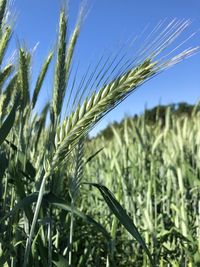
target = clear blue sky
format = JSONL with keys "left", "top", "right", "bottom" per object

{"left": 10, "top": 0, "right": 200, "bottom": 135}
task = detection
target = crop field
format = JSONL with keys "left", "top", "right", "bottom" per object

{"left": 0, "top": 0, "right": 200, "bottom": 266}
{"left": 85, "top": 107, "right": 200, "bottom": 266}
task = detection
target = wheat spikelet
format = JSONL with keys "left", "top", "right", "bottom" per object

{"left": 69, "top": 137, "right": 84, "bottom": 200}
{"left": 51, "top": 10, "right": 67, "bottom": 124}
{"left": 0, "top": 26, "right": 11, "bottom": 65}
{"left": 18, "top": 48, "right": 30, "bottom": 110}
{"left": 53, "top": 45, "right": 199, "bottom": 170}
{"left": 32, "top": 52, "right": 53, "bottom": 109}
{"left": 0, "top": 74, "right": 17, "bottom": 119}
{"left": 52, "top": 59, "right": 156, "bottom": 168}
{"left": 0, "top": 0, "right": 7, "bottom": 30}
{"left": 65, "top": 11, "right": 81, "bottom": 81}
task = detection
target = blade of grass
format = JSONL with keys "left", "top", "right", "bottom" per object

{"left": 84, "top": 182, "right": 155, "bottom": 267}
{"left": 0, "top": 92, "right": 19, "bottom": 146}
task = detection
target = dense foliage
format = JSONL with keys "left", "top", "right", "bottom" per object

{"left": 0, "top": 1, "right": 199, "bottom": 266}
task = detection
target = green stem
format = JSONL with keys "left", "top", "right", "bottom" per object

{"left": 69, "top": 199, "right": 75, "bottom": 267}
{"left": 47, "top": 212, "right": 52, "bottom": 267}
{"left": 23, "top": 171, "right": 50, "bottom": 267}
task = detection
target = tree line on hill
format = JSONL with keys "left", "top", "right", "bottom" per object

{"left": 95, "top": 102, "right": 198, "bottom": 140}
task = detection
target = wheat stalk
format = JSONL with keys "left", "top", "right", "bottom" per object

{"left": 51, "top": 8, "right": 82, "bottom": 128}
{"left": 52, "top": 59, "right": 156, "bottom": 167}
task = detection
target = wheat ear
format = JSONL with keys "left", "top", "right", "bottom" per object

{"left": 52, "top": 59, "right": 156, "bottom": 167}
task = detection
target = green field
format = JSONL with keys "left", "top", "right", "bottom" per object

{"left": 0, "top": 1, "right": 200, "bottom": 266}
{"left": 85, "top": 105, "right": 200, "bottom": 266}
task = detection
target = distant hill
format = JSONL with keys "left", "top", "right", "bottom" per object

{"left": 94, "top": 102, "right": 198, "bottom": 140}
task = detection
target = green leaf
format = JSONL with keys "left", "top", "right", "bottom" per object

{"left": 85, "top": 183, "right": 154, "bottom": 266}
{"left": 0, "top": 93, "right": 19, "bottom": 146}
{"left": 85, "top": 147, "right": 104, "bottom": 164}
{"left": 1, "top": 192, "right": 111, "bottom": 242}
{"left": 0, "top": 192, "right": 37, "bottom": 223}
{"left": 46, "top": 192, "right": 111, "bottom": 241}
{"left": 5, "top": 140, "right": 36, "bottom": 180}
{"left": 0, "top": 64, "right": 13, "bottom": 88}
{"left": 0, "top": 27, "right": 12, "bottom": 66}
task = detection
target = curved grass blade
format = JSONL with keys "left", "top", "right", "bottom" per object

{"left": 53, "top": 254, "right": 68, "bottom": 267}
{"left": 0, "top": 74, "right": 17, "bottom": 119}
{"left": 5, "top": 139, "right": 36, "bottom": 180}
{"left": 0, "top": 64, "right": 13, "bottom": 90}
{"left": 46, "top": 192, "right": 111, "bottom": 242}
{"left": 85, "top": 147, "right": 104, "bottom": 164}
{"left": 0, "top": 192, "right": 111, "bottom": 242}
{"left": 0, "top": 92, "right": 19, "bottom": 146}
{"left": 84, "top": 182, "right": 155, "bottom": 266}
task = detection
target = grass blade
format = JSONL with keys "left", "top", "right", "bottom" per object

{"left": 85, "top": 182, "right": 155, "bottom": 266}
{"left": 0, "top": 0, "right": 7, "bottom": 31}
{"left": 51, "top": 10, "right": 67, "bottom": 124}
{"left": 0, "top": 92, "right": 19, "bottom": 146}
{"left": 0, "top": 26, "right": 11, "bottom": 66}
